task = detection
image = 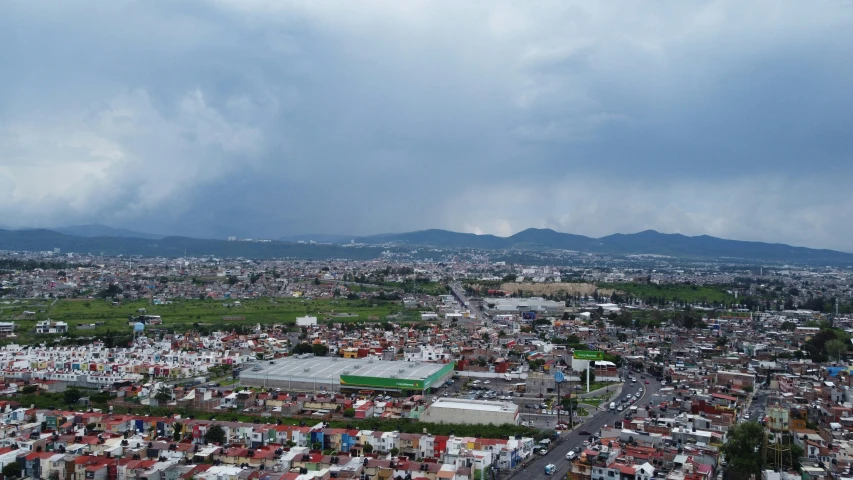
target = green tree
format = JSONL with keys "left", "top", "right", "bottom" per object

{"left": 2, "top": 461, "right": 22, "bottom": 479}
{"left": 390, "top": 447, "right": 400, "bottom": 456}
{"left": 585, "top": 368, "right": 596, "bottom": 384}
{"left": 172, "top": 422, "right": 184, "bottom": 441}
{"left": 204, "top": 424, "right": 227, "bottom": 444}
{"left": 312, "top": 343, "right": 329, "bottom": 357}
{"left": 362, "top": 443, "right": 374, "bottom": 454}
{"left": 720, "top": 422, "right": 765, "bottom": 480}
{"left": 826, "top": 338, "right": 846, "bottom": 362}
{"left": 21, "top": 385, "right": 38, "bottom": 394}
{"left": 292, "top": 343, "right": 314, "bottom": 355}
{"left": 64, "top": 388, "right": 82, "bottom": 405}
{"left": 154, "top": 385, "right": 172, "bottom": 403}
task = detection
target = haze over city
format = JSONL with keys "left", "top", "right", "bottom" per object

{"left": 2, "top": 1, "right": 853, "bottom": 250}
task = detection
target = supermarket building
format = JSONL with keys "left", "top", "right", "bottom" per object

{"left": 239, "top": 354, "right": 455, "bottom": 395}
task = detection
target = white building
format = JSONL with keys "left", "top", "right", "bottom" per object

{"left": 295, "top": 316, "right": 318, "bottom": 326}
{"left": 34, "top": 320, "right": 68, "bottom": 334}
{"left": 420, "top": 398, "right": 519, "bottom": 425}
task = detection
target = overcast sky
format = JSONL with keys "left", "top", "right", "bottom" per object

{"left": 2, "top": 1, "right": 853, "bottom": 250}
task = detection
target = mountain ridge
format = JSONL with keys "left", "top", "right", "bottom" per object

{"left": 0, "top": 226, "right": 850, "bottom": 264}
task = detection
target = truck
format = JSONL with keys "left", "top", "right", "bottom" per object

{"left": 544, "top": 464, "right": 557, "bottom": 475}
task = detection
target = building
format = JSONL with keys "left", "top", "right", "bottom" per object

{"left": 239, "top": 355, "right": 454, "bottom": 395}
{"left": 419, "top": 398, "right": 519, "bottom": 425}
{"left": 295, "top": 316, "right": 318, "bottom": 327}
{"left": 34, "top": 320, "right": 68, "bottom": 334}
{"left": 0, "top": 322, "right": 15, "bottom": 338}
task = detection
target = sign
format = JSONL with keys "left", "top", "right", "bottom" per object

{"left": 554, "top": 371, "right": 565, "bottom": 384}
{"left": 573, "top": 350, "right": 603, "bottom": 361}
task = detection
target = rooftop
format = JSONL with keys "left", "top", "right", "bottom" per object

{"left": 240, "top": 356, "right": 450, "bottom": 385}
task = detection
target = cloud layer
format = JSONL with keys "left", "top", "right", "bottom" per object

{"left": 1, "top": 1, "right": 853, "bottom": 250}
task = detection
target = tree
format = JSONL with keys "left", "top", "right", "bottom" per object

{"left": 720, "top": 422, "right": 765, "bottom": 480}
{"left": 312, "top": 343, "right": 329, "bottom": 357}
{"left": 2, "top": 461, "right": 22, "bottom": 479}
{"left": 64, "top": 388, "right": 82, "bottom": 405}
{"left": 20, "top": 385, "right": 38, "bottom": 394}
{"left": 390, "top": 447, "right": 400, "bottom": 457}
{"left": 826, "top": 338, "right": 847, "bottom": 362}
{"left": 362, "top": 443, "right": 374, "bottom": 454}
{"left": 584, "top": 368, "right": 596, "bottom": 385}
{"left": 172, "top": 422, "right": 184, "bottom": 441}
{"left": 292, "top": 343, "right": 314, "bottom": 355}
{"left": 204, "top": 425, "right": 226, "bottom": 444}
{"left": 154, "top": 385, "right": 172, "bottom": 403}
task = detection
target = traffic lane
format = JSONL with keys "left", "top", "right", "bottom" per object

{"left": 522, "top": 379, "right": 662, "bottom": 480}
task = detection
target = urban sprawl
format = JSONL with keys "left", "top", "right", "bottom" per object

{"left": 0, "top": 249, "right": 851, "bottom": 480}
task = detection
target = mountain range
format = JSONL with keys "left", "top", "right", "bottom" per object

{"left": 300, "top": 228, "right": 853, "bottom": 263}
{"left": 0, "top": 225, "right": 850, "bottom": 264}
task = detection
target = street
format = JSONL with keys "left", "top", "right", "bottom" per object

{"left": 514, "top": 375, "right": 662, "bottom": 480}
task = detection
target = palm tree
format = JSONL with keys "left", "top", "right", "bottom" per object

{"left": 154, "top": 385, "right": 172, "bottom": 403}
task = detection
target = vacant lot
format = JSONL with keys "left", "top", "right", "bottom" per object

{"left": 600, "top": 283, "right": 735, "bottom": 305}
{"left": 2, "top": 297, "right": 416, "bottom": 343}
{"left": 500, "top": 282, "right": 615, "bottom": 297}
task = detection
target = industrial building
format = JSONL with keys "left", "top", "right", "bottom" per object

{"left": 239, "top": 355, "right": 454, "bottom": 395}
{"left": 419, "top": 398, "right": 520, "bottom": 425}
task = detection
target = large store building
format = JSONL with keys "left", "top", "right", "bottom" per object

{"left": 239, "top": 354, "right": 454, "bottom": 395}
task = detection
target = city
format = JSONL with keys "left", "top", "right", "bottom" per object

{"left": 3, "top": 2, "right": 853, "bottom": 480}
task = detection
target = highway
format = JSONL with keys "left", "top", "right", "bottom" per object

{"left": 514, "top": 374, "right": 662, "bottom": 480}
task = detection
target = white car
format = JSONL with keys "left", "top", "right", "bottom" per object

{"left": 566, "top": 450, "right": 577, "bottom": 460}
{"left": 473, "top": 380, "right": 481, "bottom": 384}
{"left": 484, "top": 380, "right": 491, "bottom": 384}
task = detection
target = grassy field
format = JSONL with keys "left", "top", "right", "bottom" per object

{"left": 600, "top": 282, "right": 735, "bottom": 305}
{"left": 1, "top": 297, "right": 421, "bottom": 343}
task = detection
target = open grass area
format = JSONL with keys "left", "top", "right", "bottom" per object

{"left": 600, "top": 282, "right": 736, "bottom": 305}
{"left": 1, "top": 297, "right": 419, "bottom": 344}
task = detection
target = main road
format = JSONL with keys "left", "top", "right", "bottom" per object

{"left": 513, "top": 375, "right": 663, "bottom": 480}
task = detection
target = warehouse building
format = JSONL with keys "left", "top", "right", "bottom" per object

{"left": 420, "top": 398, "right": 520, "bottom": 425}
{"left": 239, "top": 354, "right": 454, "bottom": 395}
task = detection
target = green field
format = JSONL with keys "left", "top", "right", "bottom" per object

{"left": 600, "top": 282, "right": 736, "bottom": 305}
{"left": 1, "top": 297, "right": 422, "bottom": 343}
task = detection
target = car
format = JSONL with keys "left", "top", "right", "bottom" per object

{"left": 578, "top": 430, "right": 591, "bottom": 436}
{"left": 484, "top": 380, "right": 491, "bottom": 384}
{"left": 582, "top": 440, "right": 589, "bottom": 447}
{"left": 545, "top": 464, "right": 557, "bottom": 475}
{"left": 645, "top": 380, "right": 650, "bottom": 384}
{"left": 744, "top": 414, "right": 751, "bottom": 419}
{"left": 566, "top": 450, "right": 577, "bottom": 460}
{"left": 472, "top": 380, "right": 481, "bottom": 384}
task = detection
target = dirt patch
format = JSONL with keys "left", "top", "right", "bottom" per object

{"left": 500, "top": 282, "right": 616, "bottom": 297}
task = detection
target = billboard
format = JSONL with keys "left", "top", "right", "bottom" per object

{"left": 573, "top": 350, "right": 603, "bottom": 361}
{"left": 521, "top": 311, "right": 537, "bottom": 320}
{"left": 340, "top": 363, "right": 455, "bottom": 390}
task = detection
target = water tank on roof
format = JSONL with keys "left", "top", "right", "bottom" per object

{"left": 134, "top": 322, "right": 145, "bottom": 332}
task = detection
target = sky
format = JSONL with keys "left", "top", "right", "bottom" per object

{"left": 1, "top": 1, "right": 853, "bottom": 250}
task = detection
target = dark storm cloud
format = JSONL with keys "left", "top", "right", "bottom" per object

{"left": 1, "top": 1, "right": 853, "bottom": 249}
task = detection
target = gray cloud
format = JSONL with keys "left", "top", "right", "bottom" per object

{"left": 1, "top": 1, "right": 853, "bottom": 249}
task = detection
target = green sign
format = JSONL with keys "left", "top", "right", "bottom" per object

{"left": 573, "top": 350, "right": 603, "bottom": 360}
{"left": 340, "top": 363, "right": 455, "bottom": 390}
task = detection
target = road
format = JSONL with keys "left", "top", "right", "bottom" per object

{"left": 449, "top": 282, "right": 482, "bottom": 324}
{"left": 515, "top": 374, "right": 662, "bottom": 480}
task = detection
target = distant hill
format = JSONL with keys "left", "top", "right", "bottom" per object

{"left": 1, "top": 226, "right": 850, "bottom": 264}
{"left": 0, "top": 229, "right": 383, "bottom": 260}
{"left": 354, "top": 228, "right": 853, "bottom": 263}
{"left": 55, "top": 224, "right": 165, "bottom": 240}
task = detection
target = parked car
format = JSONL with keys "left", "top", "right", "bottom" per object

{"left": 566, "top": 450, "right": 577, "bottom": 460}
